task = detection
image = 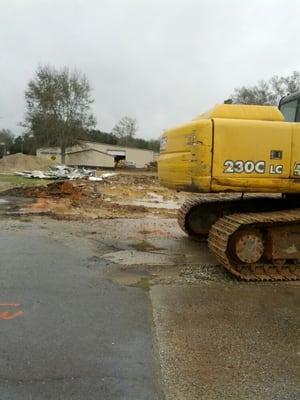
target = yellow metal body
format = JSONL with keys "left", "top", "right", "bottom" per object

{"left": 158, "top": 104, "right": 300, "bottom": 193}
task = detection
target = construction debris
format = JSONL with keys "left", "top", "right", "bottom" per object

{"left": 15, "top": 165, "right": 118, "bottom": 181}
{"left": 15, "top": 165, "right": 97, "bottom": 180}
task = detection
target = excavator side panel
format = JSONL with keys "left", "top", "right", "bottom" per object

{"left": 211, "top": 118, "right": 300, "bottom": 192}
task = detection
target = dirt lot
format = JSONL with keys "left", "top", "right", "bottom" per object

{"left": 0, "top": 171, "right": 189, "bottom": 219}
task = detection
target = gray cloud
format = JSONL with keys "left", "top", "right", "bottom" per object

{"left": 1, "top": 0, "right": 299, "bottom": 138}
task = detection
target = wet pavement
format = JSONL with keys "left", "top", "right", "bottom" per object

{"left": 0, "top": 219, "right": 163, "bottom": 400}
{"left": 0, "top": 216, "right": 298, "bottom": 400}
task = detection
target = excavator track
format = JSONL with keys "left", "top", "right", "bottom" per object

{"left": 208, "top": 209, "right": 300, "bottom": 281}
{"left": 178, "top": 194, "right": 240, "bottom": 238}
{"left": 177, "top": 194, "right": 299, "bottom": 238}
{"left": 178, "top": 195, "right": 300, "bottom": 281}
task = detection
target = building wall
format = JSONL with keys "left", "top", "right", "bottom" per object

{"left": 125, "top": 147, "right": 153, "bottom": 168}
{"left": 82, "top": 142, "right": 154, "bottom": 168}
{"left": 66, "top": 150, "right": 114, "bottom": 168}
{"left": 37, "top": 141, "right": 154, "bottom": 168}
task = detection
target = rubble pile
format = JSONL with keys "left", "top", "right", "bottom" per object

{"left": 15, "top": 165, "right": 97, "bottom": 180}
{"left": 14, "top": 164, "right": 117, "bottom": 181}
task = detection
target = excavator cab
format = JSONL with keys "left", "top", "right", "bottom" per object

{"left": 279, "top": 91, "right": 300, "bottom": 122}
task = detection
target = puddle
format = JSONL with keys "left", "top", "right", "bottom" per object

{"left": 118, "top": 192, "right": 181, "bottom": 210}
{"left": 101, "top": 235, "right": 229, "bottom": 286}
{"left": 102, "top": 249, "right": 179, "bottom": 266}
{"left": 106, "top": 270, "right": 153, "bottom": 289}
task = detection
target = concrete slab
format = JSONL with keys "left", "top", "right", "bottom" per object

{"left": 151, "top": 282, "right": 300, "bottom": 400}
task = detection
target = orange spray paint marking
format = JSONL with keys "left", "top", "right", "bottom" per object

{"left": 0, "top": 303, "right": 23, "bottom": 320}
{"left": 0, "top": 310, "right": 23, "bottom": 320}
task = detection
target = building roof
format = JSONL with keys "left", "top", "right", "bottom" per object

{"left": 38, "top": 140, "right": 154, "bottom": 154}
{"left": 66, "top": 148, "right": 114, "bottom": 157}
{"left": 78, "top": 140, "right": 154, "bottom": 153}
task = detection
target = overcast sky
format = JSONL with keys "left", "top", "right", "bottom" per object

{"left": 1, "top": 0, "right": 299, "bottom": 139}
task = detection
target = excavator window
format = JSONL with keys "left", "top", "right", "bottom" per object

{"left": 279, "top": 91, "right": 300, "bottom": 122}
{"left": 280, "top": 99, "right": 298, "bottom": 122}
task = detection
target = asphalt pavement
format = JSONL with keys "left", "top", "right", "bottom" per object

{"left": 0, "top": 220, "right": 162, "bottom": 400}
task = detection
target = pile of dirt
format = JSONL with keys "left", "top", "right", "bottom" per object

{"left": 0, "top": 153, "right": 54, "bottom": 173}
{"left": 38, "top": 181, "right": 91, "bottom": 200}
{"left": 5, "top": 181, "right": 87, "bottom": 201}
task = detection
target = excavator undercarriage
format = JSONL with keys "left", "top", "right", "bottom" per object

{"left": 178, "top": 195, "right": 300, "bottom": 281}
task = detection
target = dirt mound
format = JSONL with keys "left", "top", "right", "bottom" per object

{"left": 2, "top": 180, "right": 87, "bottom": 200}
{"left": 22, "top": 181, "right": 85, "bottom": 200}
{"left": 0, "top": 153, "right": 54, "bottom": 173}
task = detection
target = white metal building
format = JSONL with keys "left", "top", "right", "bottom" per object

{"left": 37, "top": 141, "right": 154, "bottom": 169}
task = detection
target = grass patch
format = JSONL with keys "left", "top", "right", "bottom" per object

{"left": 0, "top": 174, "right": 52, "bottom": 186}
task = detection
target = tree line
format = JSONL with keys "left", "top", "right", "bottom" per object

{"left": 230, "top": 71, "right": 300, "bottom": 105}
{"left": 1, "top": 66, "right": 299, "bottom": 159}
{"left": 0, "top": 127, "right": 159, "bottom": 158}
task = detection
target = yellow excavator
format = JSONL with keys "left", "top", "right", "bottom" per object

{"left": 158, "top": 92, "right": 300, "bottom": 281}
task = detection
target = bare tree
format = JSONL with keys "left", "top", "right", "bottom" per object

{"left": 23, "top": 65, "right": 96, "bottom": 163}
{"left": 112, "top": 116, "right": 137, "bottom": 146}
{"left": 231, "top": 71, "right": 300, "bottom": 105}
